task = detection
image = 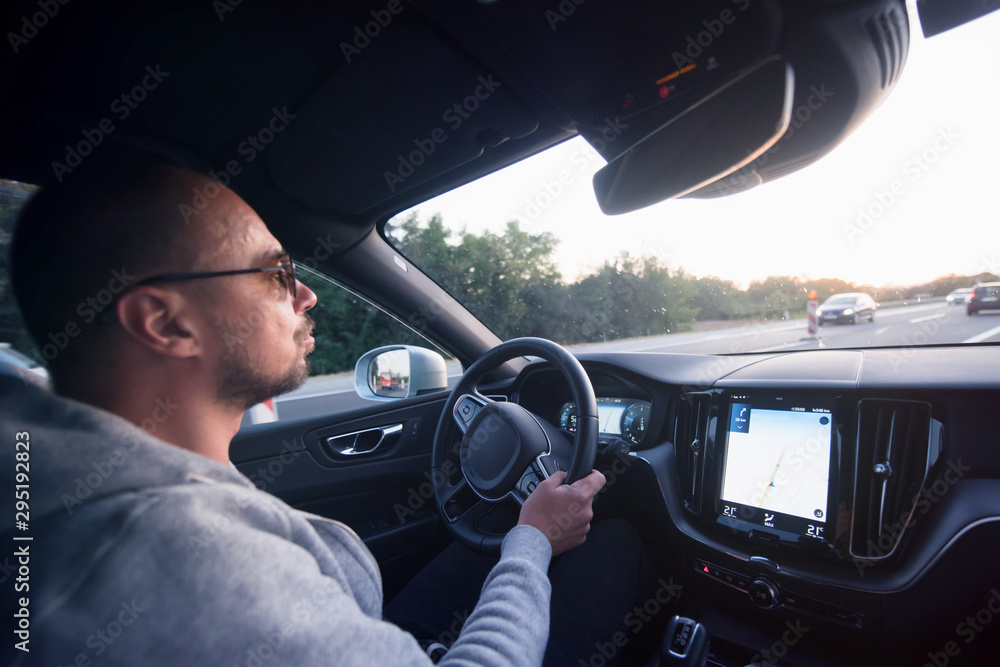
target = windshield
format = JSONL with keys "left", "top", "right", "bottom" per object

{"left": 385, "top": 6, "right": 1000, "bottom": 354}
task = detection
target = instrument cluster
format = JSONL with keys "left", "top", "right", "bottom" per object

{"left": 558, "top": 397, "right": 652, "bottom": 446}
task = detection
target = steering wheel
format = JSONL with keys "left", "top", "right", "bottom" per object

{"left": 431, "top": 337, "right": 598, "bottom": 551}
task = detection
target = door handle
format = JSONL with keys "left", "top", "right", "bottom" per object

{"left": 325, "top": 423, "right": 403, "bottom": 456}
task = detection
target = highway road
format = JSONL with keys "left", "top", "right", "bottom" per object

{"left": 571, "top": 300, "right": 1000, "bottom": 355}
{"left": 253, "top": 302, "right": 1000, "bottom": 424}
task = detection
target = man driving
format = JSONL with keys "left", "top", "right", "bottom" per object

{"left": 1, "top": 157, "right": 659, "bottom": 666}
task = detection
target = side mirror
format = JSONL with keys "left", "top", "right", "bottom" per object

{"left": 354, "top": 345, "right": 448, "bottom": 402}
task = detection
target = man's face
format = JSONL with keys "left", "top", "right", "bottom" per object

{"left": 183, "top": 183, "right": 318, "bottom": 411}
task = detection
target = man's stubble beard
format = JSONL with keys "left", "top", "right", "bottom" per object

{"left": 216, "top": 314, "right": 314, "bottom": 412}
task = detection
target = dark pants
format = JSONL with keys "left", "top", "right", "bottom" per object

{"left": 383, "top": 519, "right": 672, "bottom": 666}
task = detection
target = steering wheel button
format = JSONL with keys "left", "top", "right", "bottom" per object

{"left": 538, "top": 455, "right": 559, "bottom": 477}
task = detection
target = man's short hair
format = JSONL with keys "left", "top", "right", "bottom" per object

{"left": 9, "top": 155, "right": 196, "bottom": 385}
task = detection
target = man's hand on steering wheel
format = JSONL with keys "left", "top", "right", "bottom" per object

{"left": 432, "top": 337, "right": 601, "bottom": 552}
{"left": 517, "top": 469, "right": 606, "bottom": 556}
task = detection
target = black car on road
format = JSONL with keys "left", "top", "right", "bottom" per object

{"left": 816, "top": 292, "right": 877, "bottom": 325}
{"left": 967, "top": 282, "right": 1000, "bottom": 316}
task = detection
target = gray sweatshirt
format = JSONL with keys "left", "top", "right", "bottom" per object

{"left": 0, "top": 374, "right": 552, "bottom": 666}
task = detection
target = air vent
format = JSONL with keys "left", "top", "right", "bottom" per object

{"left": 867, "top": 6, "right": 909, "bottom": 89}
{"left": 674, "top": 393, "right": 713, "bottom": 514}
{"left": 851, "top": 399, "right": 942, "bottom": 561}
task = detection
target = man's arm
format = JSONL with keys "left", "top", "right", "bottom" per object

{"left": 440, "top": 470, "right": 606, "bottom": 665}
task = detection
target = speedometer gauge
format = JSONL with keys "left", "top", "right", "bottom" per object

{"left": 559, "top": 402, "right": 578, "bottom": 432}
{"left": 622, "top": 403, "right": 651, "bottom": 444}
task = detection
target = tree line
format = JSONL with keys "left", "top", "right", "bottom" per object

{"left": 386, "top": 213, "right": 997, "bottom": 346}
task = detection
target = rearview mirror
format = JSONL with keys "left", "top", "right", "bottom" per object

{"left": 354, "top": 345, "right": 448, "bottom": 401}
{"left": 593, "top": 57, "right": 794, "bottom": 214}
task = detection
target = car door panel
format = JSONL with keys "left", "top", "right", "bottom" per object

{"left": 230, "top": 394, "right": 455, "bottom": 597}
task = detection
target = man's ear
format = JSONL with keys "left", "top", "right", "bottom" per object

{"left": 115, "top": 287, "right": 202, "bottom": 358}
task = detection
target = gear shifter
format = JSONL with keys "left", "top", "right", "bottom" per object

{"left": 659, "top": 615, "right": 709, "bottom": 667}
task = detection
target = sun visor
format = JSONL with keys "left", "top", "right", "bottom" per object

{"left": 267, "top": 20, "right": 538, "bottom": 214}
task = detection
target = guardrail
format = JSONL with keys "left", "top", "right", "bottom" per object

{"left": 877, "top": 296, "right": 947, "bottom": 308}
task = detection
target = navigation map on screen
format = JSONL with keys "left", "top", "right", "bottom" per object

{"left": 721, "top": 400, "right": 832, "bottom": 524}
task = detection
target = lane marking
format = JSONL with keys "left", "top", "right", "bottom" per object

{"left": 909, "top": 313, "right": 947, "bottom": 324}
{"left": 571, "top": 321, "right": 804, "bottom": 354}
{"left": 963, "top": 323, "right": 1000, "bottom": 344}
{"left": 875, "top": 326, "right": 890, "bottom": 335}
{"left": 873, "top": 303, "right": 945, "bottom": 319}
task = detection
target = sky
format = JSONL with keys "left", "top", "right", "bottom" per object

{"left": 394, "top": 2, "right": 1000, "bottom": 289}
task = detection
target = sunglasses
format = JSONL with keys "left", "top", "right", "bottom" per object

{"left": 133, "top": 260, "right": 298, "bottom": 299}
{"left": 98, "top": 257, "right": 297, "bottom": 324}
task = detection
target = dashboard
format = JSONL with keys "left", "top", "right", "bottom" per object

{"left": 511, "top": 345, "right": 1000, "bottom": 666}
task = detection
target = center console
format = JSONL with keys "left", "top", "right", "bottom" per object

{"left": 666, "top": 388, "right": 944, "bottom": 639}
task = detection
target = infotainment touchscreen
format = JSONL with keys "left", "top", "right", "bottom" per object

{"left": 719, "top": 395, "right": 834, "bottom": 542}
